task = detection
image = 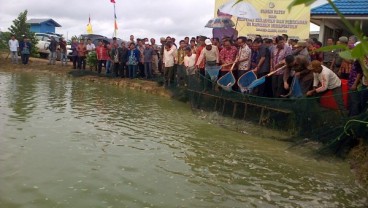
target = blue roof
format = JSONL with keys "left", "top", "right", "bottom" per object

{"left": 311, "top": 0, "right": 368, "bottom": 15}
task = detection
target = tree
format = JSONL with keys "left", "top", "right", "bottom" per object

{"left": 6, "top": 10, "right": 38, "bottom": 56}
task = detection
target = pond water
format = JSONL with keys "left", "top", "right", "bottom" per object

{"left": 0, "top": 71, "right": 366, "bottom": 208}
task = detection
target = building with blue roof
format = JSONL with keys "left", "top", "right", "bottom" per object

{"left": 26, "top": 19, "right": 61, "bottom": 34}
{"left": 311, "top": 0, "right": 368, "bottom": 43}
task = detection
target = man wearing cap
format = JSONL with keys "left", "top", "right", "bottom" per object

{"left": 322, "top": 38, "right": 335, "bottom": 69}
{"left": 196, "top": 39, "right": 219, "bottom": 67}
{"left": 331, "top": 36, "right": 351, "bottom": 78}
{"left": 150, "top": 38, "right": 159, "bottom": 76}
{"left": 158, "top": 37, "right": 166, "bottom": 74}
{"left": 306, "top": 60, "right": 345, "bottom": 112}
{"left": 143, "top": 41, "right": 154, "bottom": 79}
{"left": 292, "top": 41, "right": 310, "bottom": 63}
{"left": 196, "top": 39, "right": 220, "bottom": 90}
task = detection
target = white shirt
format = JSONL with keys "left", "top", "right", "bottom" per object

{"left": 238, "top": 44, "right": 251, "bottom": 70}
{"left": 86, "top": 43, "right": 96, "bottom": 51}
{"left": 313, "top": 65, "right": 341, "bottom": 93}
{"left": 184, "top": 54, "right": 197, "bottom": 68}
{"left": 9, "top": 39, "right": 19, "bottom": 52}
{"left": 196, "top": 45, "right": 219, "bottom": 66}
{"left": 163, "top": 46, "right": 177, "bottom": 67}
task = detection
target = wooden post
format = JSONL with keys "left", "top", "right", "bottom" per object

{"left": 222, "top": 99, "right": 226, "bottom": 115}
{"left": 232, "top": 102, "right": 238, "bottom": 118}
{"left": 243, "top": 103, "right": 248, "bottom": 120}
{"left": 214, "top": 98, "right": 218, "bottom": 111}
{"left": 259, "top": 107, "right": 265, "bottom": 125}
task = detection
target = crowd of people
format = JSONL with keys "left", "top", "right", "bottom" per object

{"left": 8, "top": 33, "right": 368, "bottom": 116}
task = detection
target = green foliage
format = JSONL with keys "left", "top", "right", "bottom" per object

{"left": 0, "top": 31, "right": 10, "bottom": 50}
{"left": 6, "top": 10, "right": 38, "bottom": 56}
{"left": 86, "top": 51, "right": 97, "bottom": 68}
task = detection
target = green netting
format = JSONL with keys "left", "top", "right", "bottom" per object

{"left": 186, "top": 71, "right": 368, "bottom": 142}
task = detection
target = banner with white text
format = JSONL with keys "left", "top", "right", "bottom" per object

{"left": 214, "top": 0, "right": 311, "bottom": 40}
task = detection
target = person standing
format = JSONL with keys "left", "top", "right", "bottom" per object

{"left": 126, "top": 43, "right": 140, "bottom": 79}
{"left": 252, "top": 38, "right": 271, "bottom": 97}
{"left": 48, "top": 36, "right": 58, "bottom": 65}
{"left": 271, "top": 36, "right": 292, "bottom": 97}
{"left": 118, "top": 42, "right": 128, "bottom": 78}
{"left": 163, "top": 42, "right": 177, "bottom": 86}
{"left": 86, "top": 38, "right": 96, "bottom": 54}
{"left": 77, "top": 39, "right": 87, "bottom": 70}
{"left": 105, "top": 43, "right": 112, "bottom": 74}
{"left": 8, "top": 34, "right": 19, "bottom": 64}
{"left": 19, "top": 36, "right": 31, "bottom": 65}
{"left": 236, "top": 36, "right": 252, "bottom": 77}
{"left": 59, "top": 37, "right": 67, "bottom": 66}
{"left": 143, "top": 42, "right": 154, "bottom": 79}
{"left": 219, "top": 39, "right": 238, "bottom": 77}
{"left": 184, "top": 46, "right": 197, "bottom": 86}
{"left": 176, "top": 40, "right": 188, "bottom": 86}
{"left": 110, "top": 42, "right": 120, "bottom": 77}
{"left": 150, "top": 38, "right": 160, "bottom": 76}
{"left": 70, "top": 38, "right": 78, "bottom": 69}
{"left": 96, "top": 40, "right": 108, "bottom": 74}
{"left": 137, "top": 39, "right": 145, "bottom": 78}
{"left": 323, "top": 38, "right": 335, "bottom": 69}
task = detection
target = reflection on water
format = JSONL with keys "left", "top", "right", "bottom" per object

{"left": 0, "top": 72, "right": 367, "bottom": 208}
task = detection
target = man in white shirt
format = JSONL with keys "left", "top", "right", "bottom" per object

{"left": 307, "top": 60, "right": 345, "bottom": 113}
{"left": 8, "top": 35, "right": 19, "bottom": 64}
{"left": 163, "top": 42, "right": 177, "bottom": 86}
{"left": 86, "top": 38, "right": 96, "bottom": 54}
{"left": 184, "top": 47, "right": 197, "bottom": 87}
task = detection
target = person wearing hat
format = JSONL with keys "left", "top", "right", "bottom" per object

{"left": 306, "top": 60, "right": 345, "bottom": 113}
{"left": 196, "top": 39, "right": 219, "bottom": 68}
{"left": 292, "top": 41, "right": 310, "bottom": 63}
{"left": 150, "top": 38, "right": 160, "bottom": 76}
{"left": 159, "top": 37, "right": 167, "bottom": 74}
{"left": 143, "top": 41, "right": 154, "bottom": 79}
{"left": 331, "top": 36, "right": 352, "bottom": 78}
{"left": 323, "top": 38, "right": 336, "bottom": 69}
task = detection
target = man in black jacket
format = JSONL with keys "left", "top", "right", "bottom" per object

{"left": 118, "top": 42, "right": 129, "bottom": 78}
{"left": 48, "top": 36, "right": 58, "bottom": 65}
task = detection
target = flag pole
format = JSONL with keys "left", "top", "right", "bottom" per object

{"left": 114, "top": 3, "right": 117, "bottom": 37}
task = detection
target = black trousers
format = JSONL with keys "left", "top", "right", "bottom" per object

{"left": 72, "top": 56, "right": 78, "bottom": 69}
{"left": 119, "top": 63, "right": 127, "bottom": 78}
{"left": 77, "top": 56, "right": 86, "bottom": 69}
{"left": 97, "top": 60, "right": 106, "bottom": 74}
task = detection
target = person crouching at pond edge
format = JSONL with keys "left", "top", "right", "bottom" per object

{"left": 306, "top": 60, "right": 346, "bottom": 116}
{"left": 127, "top": 43, "right": 140, "bottom": 79}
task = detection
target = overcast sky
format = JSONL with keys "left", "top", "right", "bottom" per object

{"left": 0, "top": 0, "right": 327, "bottom": 41}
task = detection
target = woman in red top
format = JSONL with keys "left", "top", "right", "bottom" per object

{"left": 96, "top": 40, "right": 108, "bottom": 74}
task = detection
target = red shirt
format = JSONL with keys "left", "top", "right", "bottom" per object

{"left": 195, "top": 45, "right": 205, "bottom": 69}
{"left": 219, "top": 46, "right": 238, "bottom": 71}
{"left": 96, "top": 45, "right": 108, "bottom": 60}
{"left": 77, "top": 43, "right": 87, "bottom": 57}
